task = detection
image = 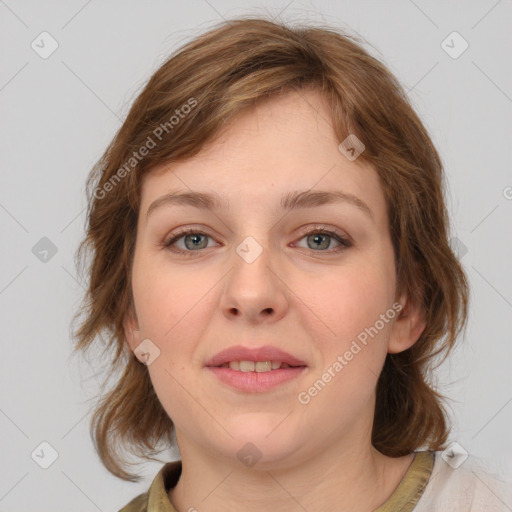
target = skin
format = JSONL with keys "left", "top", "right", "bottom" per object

{"left": 124, "top": 88, "right": 427, "bottom": 512}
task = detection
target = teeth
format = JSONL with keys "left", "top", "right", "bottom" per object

{"left": 218, "top": 361, "right": 293, "bottom": 372}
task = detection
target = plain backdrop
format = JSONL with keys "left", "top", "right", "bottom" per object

{"left": 0, "top": 1, "right": 511, "bottom": 511}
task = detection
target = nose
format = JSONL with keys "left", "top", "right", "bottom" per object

{"left": 220, "top": 236, "right": 289, "bottom": 325}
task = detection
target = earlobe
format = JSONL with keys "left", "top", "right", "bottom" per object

{"left": 387, "top": 293, "right": 427, "bottom": 354}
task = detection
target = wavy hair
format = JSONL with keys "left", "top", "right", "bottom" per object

{"left": 71, "top": 16, "right": 469, "bottom": 482}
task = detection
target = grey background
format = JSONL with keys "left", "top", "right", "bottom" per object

{"left": 1, "top": 1, "right": 511, "bottom": 510}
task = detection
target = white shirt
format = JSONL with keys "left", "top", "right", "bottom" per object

{"left": 413, "top": 450, "right": 512, "bottom": 511}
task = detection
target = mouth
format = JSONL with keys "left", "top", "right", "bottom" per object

{"left": 212, "top": 361, "right": 306, "bottom": 371}
{"left": 204, "top": 344, "right": 308, "bottom": 393}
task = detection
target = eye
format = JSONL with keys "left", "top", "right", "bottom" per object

{"left": 293, "top": 226, "right": 351, "bottom": 253}
{"left": 161, "top": 225, "right": 352, "bottom": 256}
{"left": 161, "top": 228, "right": 216, "bottom": 255}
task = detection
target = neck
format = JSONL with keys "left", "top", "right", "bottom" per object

{"left": 168, "top": 436, "right": 414, "bottom": 512}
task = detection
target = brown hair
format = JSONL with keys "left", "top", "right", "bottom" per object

{"left": 71, "top": 15, "right": 469, "bottom": 482}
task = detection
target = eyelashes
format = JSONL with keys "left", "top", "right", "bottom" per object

{"left": 160, "top": 225, "right": 352, "bottom": 257}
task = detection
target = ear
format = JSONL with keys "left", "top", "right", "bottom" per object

{"left": 123, "top": 304, "right": 142, "bottom": 353}
{"left": 387, "top": 291, "right": 427, "bottom": 354}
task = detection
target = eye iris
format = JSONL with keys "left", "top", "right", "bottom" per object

{"left": 308, "top": 233, "right": 329, "bottom": 250}
{"left": 185, "top": 233, "right": 207, "bottom": 250}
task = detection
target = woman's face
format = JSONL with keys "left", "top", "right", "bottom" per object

{"left": 124, "top": 89, "right": 424, "bottom": 468}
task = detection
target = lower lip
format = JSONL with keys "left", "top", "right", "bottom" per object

{"left": 206, "top": 366, "right": 307, "bottom": 392}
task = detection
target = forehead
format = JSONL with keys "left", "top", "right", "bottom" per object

{"left": 140, "top": 89, "right": 387, "bottom": 226}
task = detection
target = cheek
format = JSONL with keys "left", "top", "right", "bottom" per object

{"left": 298, "top": 261, "right": 394, "bottom": 341}
{"left": 295, "top": 260, "right": 395, "bottom": 404}
{"left": 131, "top": 256, "right": 220, "bottom": 387}
{"left": 132, "top": 256, "right": 204, "bottom": 339}
{"left": 297, "top": 268, "right": 393, "bottom": 415}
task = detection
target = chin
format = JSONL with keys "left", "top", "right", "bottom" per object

{"left": 216, "top": 432, "right": 302, "bottom": 468}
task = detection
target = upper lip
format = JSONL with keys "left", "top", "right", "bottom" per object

{"left": 205, "top": 345, "right": 308, "bottom": 367}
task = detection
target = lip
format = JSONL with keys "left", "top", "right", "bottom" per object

{"left": 204, "top": 345, "right": 308, "bottom": 368}
{"left": 206, "top": 366, "right": 308, "bottom": 392}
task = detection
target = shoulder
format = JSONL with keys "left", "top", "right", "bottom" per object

{"left": 116, "top": 460, "right": 181, "bottom": 512}
{"left": 415, "top": 447, "right": 512, "bottom": 511}
{"left": 117, "top": 491, "right": 149, "bottom": 512}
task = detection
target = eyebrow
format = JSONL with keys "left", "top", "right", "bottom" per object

{"left": 146, "top": 189, "right": 374, "bottom": 222}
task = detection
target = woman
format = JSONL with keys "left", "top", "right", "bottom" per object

{"left": 72, "top": 16, "right": 511, "bottom": 512}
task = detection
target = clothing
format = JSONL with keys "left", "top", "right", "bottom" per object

{"left": 118, "top": 450, "right": 512, "bottom": 511}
